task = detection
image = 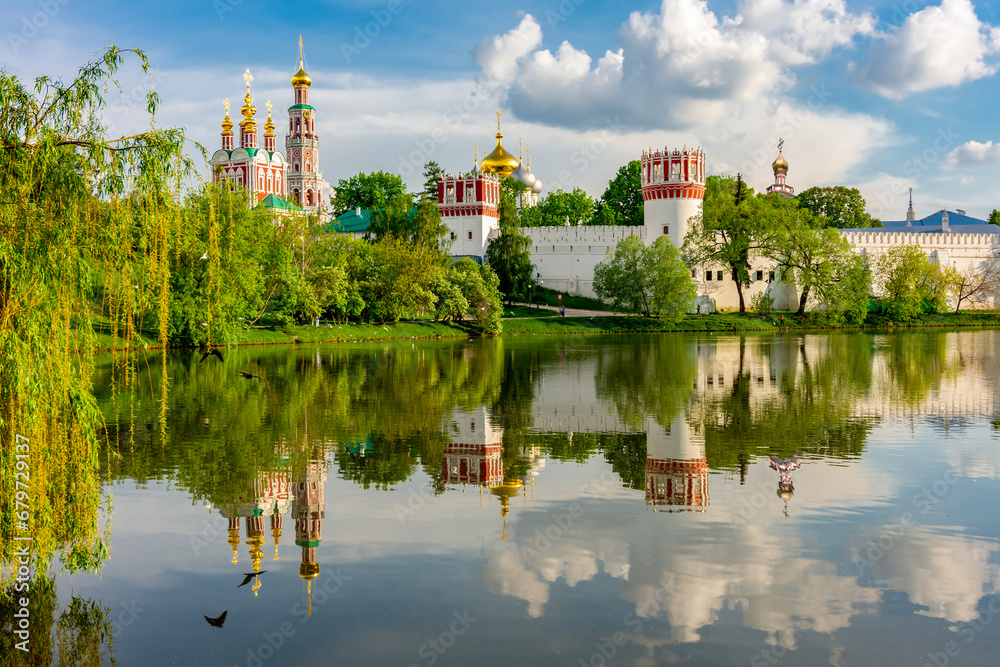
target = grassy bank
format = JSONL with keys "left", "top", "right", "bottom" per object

{"left": 91, "top": 309, "right": 1000, "bottom": 352}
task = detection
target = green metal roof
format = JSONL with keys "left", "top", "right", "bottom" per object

{"left": 287, "top": 104, "right": 315, "bottom": 111}
{"left": 256, "top": 194, "right": 303, "bottom": 211}
{"left": 329, "top": 208, "right": 372, "bottom": 233}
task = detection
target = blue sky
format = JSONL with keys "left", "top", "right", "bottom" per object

{"left": 4, "top": 0, "right": 1000, "bottom": 219}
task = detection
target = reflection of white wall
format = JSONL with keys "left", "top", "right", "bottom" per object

{"left": 444, "top": 405, "right": 503, "bottom": 445}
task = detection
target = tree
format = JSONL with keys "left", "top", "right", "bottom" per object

{"left": 485, "top": 197, "right": 534, "bottom": 304}
{"left": 330, "top": 170, "right": 407, "bottom": 216}
{"left": 796, "top": 186, "right": 881, "bottom": 228}
{"left": 874, "top": 245, "right": 947, "bottom": 321}
{"left": 683, "top": 174, "right": 775, "bottom": 314}
{"left": 520, "top": 187, "right": 595, "bottom": 226}
{"left": 948, "top": 252, "right": 1000, "bottom": 312}
{"left": 595, "top": 160, "right": 643, "bottom": 227}
{"left": 594, "top": 235, "right": 696, "bottom": 321}
{"left": 368, "top": 193, "right": 449, "bottom": 253}
{"left": 421, "top": 161, "right": 444, "bottom": 202}
{"left": 764, "top": 200, "right": 871, "bottom": 320}
{"left": 350, "top": 237, "right": 441, "bottom": 323}
{"left": 989, "top": 209, "right": 1000, "bottom": 226}
{"left": 451, "top": 259, "right": 503, "bottom": 334}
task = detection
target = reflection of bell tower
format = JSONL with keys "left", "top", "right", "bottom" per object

{"left": 293, "top": 452, "right": 327, "bottom": 616}
{"left": 441, "top": 407, "right": 504, "bottom": 487}
{"left": 645, "top": 416, "right": 709, "bottom": 511}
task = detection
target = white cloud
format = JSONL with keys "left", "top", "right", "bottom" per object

{"left": 473, "top": 0, "right": 874, "bottom": 132}
{"left": 852, "top": 0, "right": 1000, "bottom": 99}
{"left": 949, "top": 140, "right": 1000, "bottom": 165}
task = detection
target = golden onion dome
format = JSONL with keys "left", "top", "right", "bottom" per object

{"left": 291, "top": 62, "right": 312, "bottom": 88}
{"left": 772, "top": 151, "right": 788, "bottom": 173}
{"left": 481, "top": 133, "right": 519, "bottom": 177}
{"left": 264, "top": 101, "right": 275, "bottom": 136}
{"left": 299, "top": 561, "right": 320, "bottom": 580}
{"left": 221, "top": 108, "right": 233, "bottom": 136}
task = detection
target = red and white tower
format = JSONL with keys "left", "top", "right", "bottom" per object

{"left": 286, "top": 36, "right": 324, "bottom": 212}
{"left": 441, "top": 407, "right": 504, "bottom": 487}
{"left": 645, "top": 416, "right": 709, "bottom": 511}
{"left": 437, "top": 169, "right": 500, "bottom": 260}
{"left": 641, "top": 146, "right": 707, "bottom": 250}
{"left": 766, "top": 139, "right": 794, "bottom": 197}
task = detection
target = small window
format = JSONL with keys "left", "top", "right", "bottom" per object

{"left": 717, "top": 271, "right": 723, "bottom": 281}
{"left": 467, "top": 231, "right": 473, "bottom": 240}
{"left": 756, "top": 270, "right": 763, "bottom": 281}
{"left": 450, "top": 232, "right": 456, "bottom": 240}
{"left": 663, "top": 225, "right": 669, "bottom": 235}
{"left": 691, "top": 269, "right": 696, "bottom": 278}
{"left": 768, "top": 271, "right": 775, "bottom": 282}
{"left": 706, "top": 271, "right": 712, "bottom": 281}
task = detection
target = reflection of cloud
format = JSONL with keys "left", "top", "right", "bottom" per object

{"left": 871, "top": 528, "right": 1000, "bottom": 622}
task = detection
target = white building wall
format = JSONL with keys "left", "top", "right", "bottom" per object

{"left": 525, "top": 225, "right": 646, "bottom": 298}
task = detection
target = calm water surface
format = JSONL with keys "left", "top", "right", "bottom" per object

{"left": 60, "top": 332, "right": 1000, "bottom": 664}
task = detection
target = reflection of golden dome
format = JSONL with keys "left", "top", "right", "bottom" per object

{"left": 777, "top": 486, "right": 794, "bottom": 501}
{"left": 772, "top": 151, "right": 788, "bottom": 173}
{"left": 491, "top": 478, "right": 523, "bottom": 517}
{"left": 299, "top": 561, "right": 320, "bottom": 580}
{"left": 228, "top": 526, "right": 240, "bottom": 564}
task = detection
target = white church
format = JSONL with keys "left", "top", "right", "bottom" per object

{"left": 434, "top": 119, "right": 1000, "bottom": 313}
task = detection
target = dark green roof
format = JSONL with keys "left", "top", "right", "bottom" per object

{"left": 256, "top": 194, "right": 303, "bottom": 211}
{"left": 287, "top": 104, "right": 315, "bottom": 111}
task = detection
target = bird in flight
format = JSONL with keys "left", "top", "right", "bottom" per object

{"left": 237, "top": 571, "right": 267, "bottom": 588}
{"left": 200, "top": 349, "right": 224, "bottom": 363}
{"left": 238, "top": 370, "right": 263, "bottom": 380}
{"left": 204, "top": 610, "right": 227, "bottom": 628}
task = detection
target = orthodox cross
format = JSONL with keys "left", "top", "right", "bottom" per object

{"left": 777, "top": 138, "right": 784, "bottom": 153}
{"left": 299, "top": 34, "right": 304, "bottom": 59}
{"left": 243, "top": 69, "right": 253, "bottom": 91}
{"left": 266, "top": 100, "right": 272, "bottom": 114}
{"left": 496, "top": 105, "right": 501, "bottom": 133}
{"left": 224, "top": 98, "right": 230, "bottom": 115}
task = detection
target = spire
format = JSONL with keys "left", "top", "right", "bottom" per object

{"left": 291, "top": 35, "right": 312, "bottom": 88}
{"left": 906, "top": 187, "right": 915, "bottom": 222}
{"left": 239, "top": 69, "right": 258, "bottom": 148}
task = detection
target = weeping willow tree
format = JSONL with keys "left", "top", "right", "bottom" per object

{"left": 0, "top": 48, "right": 192, "bottom": 583}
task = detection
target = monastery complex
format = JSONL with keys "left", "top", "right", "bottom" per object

{"left": 209, "top": 43, "right": 1000, "bottom": 313}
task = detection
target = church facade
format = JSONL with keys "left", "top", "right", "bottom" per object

{"left": 209, "top": 39, "right": 325, "bottom": 215}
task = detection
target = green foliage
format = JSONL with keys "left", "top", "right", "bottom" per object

{"left": 351, "top": 236, "right": 442, "bottom": 323}
{"left": 595, "top": 160, "right": 643, "bottom": 227}
{"left": 796, "top": 186, "right": 881, "bottom": 228}
{"left": 683, "top": 174, "right": 774, "bottom": 314}
{"left": 421, "top": 160, "right": 444, "bottom": 202}
{"left": 764, "top": 201, "right": 872, "bottom": 322}
{"left": 450, "top": 258, "right": 504, "bottom": 334}
{"left": 368, "top": 193, "right": 449, "bottom": 252}
{"left": 520, "top": 187, "right": 594, "bottom": 226}
{"left": 330, "top": 170, "right": 406, "bottom": 216}
{"left": 989, "top": 209, "right": 1000, "bottom": 226}
{"left": 594, "top": 235, "right": 696, "bottom": 321}
{"left": 1, "top": 46, "right": 189, "bottom": 573}
{"left": 875, "top": 245, "right": 948, "bottom": 321}
{"left": 485, "top": 197, "right": 534, "bottom": 303}
{"left": 750, "top": 291, "right": 774, "bottom": 316}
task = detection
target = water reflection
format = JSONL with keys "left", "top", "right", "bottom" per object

{"left": 84, "top": 331, "right": 1000, "bottom": 665}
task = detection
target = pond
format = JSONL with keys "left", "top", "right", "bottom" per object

{"left": 16, "top": 331, "right": 1000, "bottom": 665}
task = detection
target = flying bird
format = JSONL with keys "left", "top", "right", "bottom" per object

{"left": 237, "top": 571, "right": 267, "bottom": 588}
{"left": 204, "top": 610, "right": 227, "bottom": 628}
{"left": 199, "top": 349, "right": 224, "bottom": 363}
{"left": 199, "top": 251, "right": 208, "bottom": 261}
{"left": 238, "top": 370, "right": 263, "bottom": 380}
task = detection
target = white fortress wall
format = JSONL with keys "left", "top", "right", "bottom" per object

{"left": 525, "top": 225, "right": 646, "bottom": 298}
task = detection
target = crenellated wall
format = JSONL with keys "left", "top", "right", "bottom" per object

{"left": 525, "top": 225, "right": 646, "bottom": 298}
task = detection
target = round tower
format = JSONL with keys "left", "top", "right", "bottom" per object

{"left": 641, "top": 146, "right": 706, "bottom": 250}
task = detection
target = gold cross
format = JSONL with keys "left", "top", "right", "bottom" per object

{"left": 243, "top": 68, "right": 253, "bottom": 90}
{"left": 496, "top": 105, "right": 501, "bottom": 133}
{"left": 224, "top": 98, "right": 230, "bottom": 114}
{"left": 778, "top": 138, "right": 784, "bottom": 153}
{"left": 266, "top": 100, "right": 272, "bottom": 113}
{"left": 299, "top": 34, "right": 303, "bottom": 57}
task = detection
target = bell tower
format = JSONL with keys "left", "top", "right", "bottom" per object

{"left": 286, "top": 36, "right": 323, "bottom": 212}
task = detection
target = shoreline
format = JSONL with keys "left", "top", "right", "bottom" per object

{"left": 93, "top": 311, "right": 1000, "bottom": 353}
